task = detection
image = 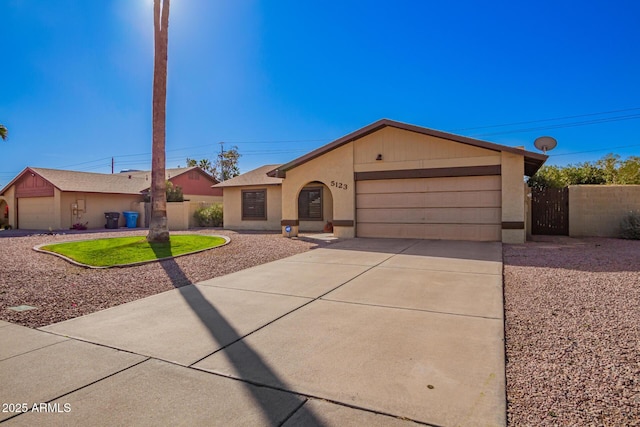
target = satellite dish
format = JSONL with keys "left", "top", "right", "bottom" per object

{"left": 534, "top": 136, "right": 557, "bottom": 153}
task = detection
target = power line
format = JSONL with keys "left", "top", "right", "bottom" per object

{"left": 56, "top": 156, "right": 113, "bottom": 169}
{"left": 224, "top": 138, "right": 328, "bottom": 144}
{"left": 69, "top": 141, "right": 319, "bottom": 167}
{"left": 450, "top": 107, "right": 640, "bottom": 132}
{"left": 470, "top": 114, "right": 640, "bottom": 137}
{"left": 549, "top": 143, "right": 640, "bottom": 157}
{"left": 3, "top": 107, "right": 639, "bottom": 176}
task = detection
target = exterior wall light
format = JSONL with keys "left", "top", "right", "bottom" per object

{"left": 376, "top": 154, "right": 383, "bottom": 161}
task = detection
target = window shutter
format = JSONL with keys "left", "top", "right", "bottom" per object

{"left": 242, "top": 190, "right": 266, "bottom": 220}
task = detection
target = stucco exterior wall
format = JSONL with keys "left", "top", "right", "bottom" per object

{"left": 569, "top": 185, "right": 640, "bottom": 237}
{"left": 222, "top": 185, "right": 282, "bottom": 230}
{"left": 53, "top": 188, "right": 62, "bottom": 229}
{"left": 501, "top": 151, "right": 526, "bottom": 243}
{"left": 281, "top": 144, "right": 355, "bottom": 238}
{"left": 166, "top": 201, "right": 190, "bottom": 231}
{"left": 353, "top": 127, "right": 501, "bottom": 172}
{"left": 60, "top": 192, "right": 143, "bottom": 229}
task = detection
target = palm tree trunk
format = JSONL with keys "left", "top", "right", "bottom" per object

{"left": 147, "top": 0, "right": 170, "bottom": 242}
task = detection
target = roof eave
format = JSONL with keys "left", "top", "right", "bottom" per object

{"left": 524, "top": 154, "right": 548, "bottom": 177}
{"left": 214, "top": 183, "right": 282, "bottom": 189}
{"left": 266, "top": 169, "right": 287, "bottom": 178}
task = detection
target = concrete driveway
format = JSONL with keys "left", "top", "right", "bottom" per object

{"left": 2, "top": 238, "right": 505, "bottom": 426}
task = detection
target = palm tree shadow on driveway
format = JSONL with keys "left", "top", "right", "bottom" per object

{"left": 151, "top": 243, "right": 324, "bottom": 426}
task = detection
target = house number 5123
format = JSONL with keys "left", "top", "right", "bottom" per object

{"left": 330, "top": 181, "right": 348, "bottom": 190}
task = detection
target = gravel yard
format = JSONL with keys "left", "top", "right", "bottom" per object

{"left": 0, "top": 229, "right": 326, "bottom": 328}
{"left": 504, "top": 236, "right": 640, "bottom": 426}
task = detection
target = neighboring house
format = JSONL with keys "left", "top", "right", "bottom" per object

{"left": 0, "top": 167, "right": 148, "bottom": 230}
{"left": 215, "top": 119, "right": 547, "bottom": 243}
{"left": 0, "top": 166, "right": 220, "bottom": 230}
{"left": 119, "top": 167, "right": 222, "bottom": 204}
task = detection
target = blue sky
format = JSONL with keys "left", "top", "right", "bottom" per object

{"left": 2, "top": 0, "right": 639, "bottom": 186}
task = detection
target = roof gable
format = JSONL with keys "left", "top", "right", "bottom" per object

{"left": 267, "top": 119, "right": 548, "bottom": 177}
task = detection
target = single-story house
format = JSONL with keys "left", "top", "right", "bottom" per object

{"left": 0, "top": 166, "right": 220, "bottom": 230}
{"left": 215, "top": 119, "right": 547, "bottom": 243}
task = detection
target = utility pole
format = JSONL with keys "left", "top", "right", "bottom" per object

{"left": 111, "top": 157, "right": 114, "bottom": 174}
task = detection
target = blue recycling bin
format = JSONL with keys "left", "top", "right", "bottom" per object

{"left": 123, "top": 211, "right": 139, "bottom": 228}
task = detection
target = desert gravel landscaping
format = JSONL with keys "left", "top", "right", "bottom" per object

{"left": 504, "top": 236, "right": 640, "bottom": 426}
{"left": 0, "top": 229, "right": 326, "bottom": 328}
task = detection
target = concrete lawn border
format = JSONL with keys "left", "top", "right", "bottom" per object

{"left": 32, "top": 235, "right": 231, "bottom": 269}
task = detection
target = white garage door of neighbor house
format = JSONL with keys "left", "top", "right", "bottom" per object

{"left": 356, "top": 175, "right": 502, "bottom": 241}
{"left": 18, "top": 197, "right": 56, "bottom": 230}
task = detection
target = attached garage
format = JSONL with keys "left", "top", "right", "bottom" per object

{"left": 17, "top": 197, "right": 56, "bottom": 229}
{"left": 355, "top": 175, "right": 502, "bottom": 241}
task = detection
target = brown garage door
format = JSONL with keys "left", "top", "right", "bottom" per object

{"left": 356, "top": 175, "right": 501, "bottom": 241}
{"left": 18, "top": 197, "right": 56, "bottom": 229}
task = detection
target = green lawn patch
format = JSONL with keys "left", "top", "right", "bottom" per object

{"left": 39, "top": 235, "right": 227, "bottom": 267}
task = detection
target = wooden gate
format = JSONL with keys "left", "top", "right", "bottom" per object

{"left": 144, "top": 202, "right": 151, "bottom": 228}
{"left": 531, "top": 187, "right": 569, "bottom": 235}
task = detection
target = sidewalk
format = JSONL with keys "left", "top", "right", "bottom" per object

{"left": 1, "top": 320, "right": 423, "bottom": 426}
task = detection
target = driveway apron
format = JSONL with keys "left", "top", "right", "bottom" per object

{"left": 36, "top": 238, "right": 505, "bottom": 426}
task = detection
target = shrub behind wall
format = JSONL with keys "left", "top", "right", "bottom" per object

{"left": 194, "top": 204, "right": 223, "bottom": 227}
{"left": 620, "top": 212, "right": 640, "bottom": 240}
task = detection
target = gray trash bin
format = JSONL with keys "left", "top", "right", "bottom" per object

{"left": 104, "top": 212, "right": 120, "bottom": 229}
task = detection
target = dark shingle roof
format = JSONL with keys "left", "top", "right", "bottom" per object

{"left": 213, "top": 165, "right": 282, "bottom": 188}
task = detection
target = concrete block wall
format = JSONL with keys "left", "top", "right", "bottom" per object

{"left": 134, "top": 201, "right": 191, "bottom": 231}
{"left": 167, "top": 201, "right": 190, "bottom": 231}
{"left": 569, "top": 185, "right": 640, "bottom": 237}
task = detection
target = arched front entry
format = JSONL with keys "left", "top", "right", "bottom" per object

{"left": 278, "top": 141, "right": 357, "bottom": 238}
{"left": 297, "top": 181, "right": 334, "bottom": 233}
